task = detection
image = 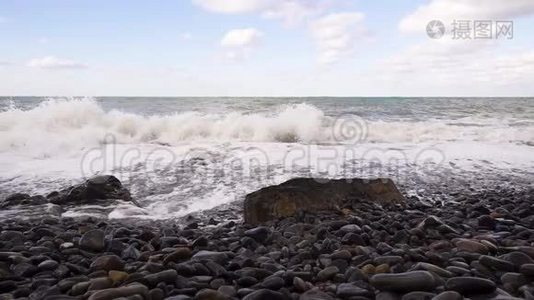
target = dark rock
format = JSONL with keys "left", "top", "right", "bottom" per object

{"left": 479, "top": 255, "right": 515, "bottom": 272}
{"left": 38, "top": 260, "right": 59, "bottom": 271}
{"left": 0, "top": 230, "right": 25, "bottom": 244}
{"left": 218, "top": 285, "right": 236, "bottom": 297}
{"left": 0, "top": 280, "right": 17, "bottom": 293}
{"left": 412, "top": 262, "right": 453, "bottom": 278}
{"left": 374, "top": 256, "right": 403, "bottom": 265}
{"left": 501, "top": 251, "right": 534, "bottom": 267}
{"left": 341, "top": 233, "right": 364, "bottom": 245}
{"left": 144, "top": 269, "right": 178, "bottom": 287}
{"left": 370, "top": 271, "right": 437, "bottom": 292}
{"left": 244, "top": 226, "right": 271, "bottom": 243}
{"left": 316, "top": 266, "right": 339, "bottom": 281}
{"left": 445, "top": 277, "right": 496, "bottom": 294}
{"left": 242, "top": 289, "right": 286, "bottom": 300}
{"left": 477, "top": 215, "right": 496, "bottom": 229}
{"left": 455, "top": 240, "right": 488, "bottom": 254}
{"left": 261, "top": 276, "right": 285, "bottom": 290}
{"left": 192, "top": 251, "right": 229, "bottom": 264}
{"left": 87, "top": 283, "right": 149, "bottom": 300}
{"left": 49, "top": 175, "right": 135, "bottom": 206}
{"left": 237, "top": 276, "right": 258, "bottom": 287}
{"left": 431, "top": 291, "right": 462, "bottom": 300}
{"left": 331, "top": 250, "right": 352, "bottom": 260}
{"left": 164, "top": 248, "right": 192, "bottom": 264}
{"left": 195, "top": 289, "right": 228, "bottom": 300}
{"left": 401, "top": 291, "right": 435, "bottom": 300}
{"left": 417, "top": 216, "right": 459, "bottom": 234}
{"left": 244, "top": 178, "right": 404, "bottom": 224}
{"left": 336, "top": 283, "right": 370, "bottom": 298}
{"left": 293, "top": 277, "right": 308, "bottom": 292}
{"left": 13, "top": 262, "right": 38, "bottom": 277}
{"left": 519, "top": 263, "right": 534, "bottom": 277}
{"left": 1, "top": 193, "right": 30, "bottom": 207}
{"left": 501, "top": 272, "right": 527, "bottom": 292}
{"left": 90, "top": 255, "right": 125, "bottom": 271}
{"left": 88, "top": 277, "right": 113, "bottom": 291}
{"left": 300, "top": 289, "right": 334, "bottom": 300}
{"left": 79, "top": 229, "right": 105, "bottom": 252}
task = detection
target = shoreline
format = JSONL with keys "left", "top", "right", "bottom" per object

{"left": 1, "top": 176, "right": 534, "bottom": 299}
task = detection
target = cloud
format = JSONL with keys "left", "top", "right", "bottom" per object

{"left": 0, "top": 61, "right": 11, "bottom": 66}
{"left": 310, "top": 12, "right": 367, "bottom": 64}
{"left": 220, "top": 28, "right": 263, "bottom": 61}
{"left": 193, "top": 0, "right": 269, "bottom": 13}
{"left": 400, "top": 0, "right": 534, "bottom": 33}
{"left": 27, "top": 56, "right": 88, "bottom": 69}
{"left": 221, "top": 28, "right": 263, "bottom": 47}
{"left": 193, "top": 0, "right": 323, "bottom": 25}
{"left": 375, "top": 38, "right": 534, "bottom": 90}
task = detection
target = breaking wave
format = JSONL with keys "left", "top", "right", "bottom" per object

{"left": 0, "top": 98, "right": 533, "bottom": 156}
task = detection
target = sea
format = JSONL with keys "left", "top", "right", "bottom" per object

{"left": 0, "top": 97, "right": 533, "bottom": 220}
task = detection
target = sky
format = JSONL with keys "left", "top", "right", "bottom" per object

{"left": 1, "top": 0, "right": 534, "bottom": 97}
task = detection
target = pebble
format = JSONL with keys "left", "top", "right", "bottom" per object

{"left": 455, "top": 240, "right": 488, "bottom": 254}
{"left": 261, "top": 276, "right": 285, "bottom": 290}
{"left": 478, "top": 255, "right": 515, "bottom": 272}
{"left": 370, "top": 271, "right": 437, "bottom": 292}
{"left": 90, "top": 255, "right": 125, "bottom": 271}
{"left": 401, "top": 291, "right": 436, "bottom": 300}
{"left": 336, "top": 283, "right": 370, "bottom": 298}
{"left": 300, "top": 289, "right": 334, "bottom": 300}
{"left": 2, "top": 176, "right": 534, "bottom": 300}
{"left": 192, "top": 251, "right": 229, "bottom": 264}
{"left": 244, "top": 226, "right": 271, "bottom": 243}
{"left": 316, "top": 266, "right": 339, "bottom": 281}
{"left": 242, "top": 289, "right": 286, "bottom": 300}
{"left": 87, "top": 283, "right": 149, "bottom": 300}
{"left": 519, "top": 263, "right": 534, "bottom": 277}
{"left": 431, "top": 291, "right": 462, "bottom": 300}
{"left": 445, "top": 277, "right": 496, "bottom": 294}
{"left": 79, "top": 229, "right": 106, "bottom": 252}
{"left": 37, "top": 259, "right": 59, "bottom": 271}
{"left": 195, "top": 289, "right": 228, "bottom": 300}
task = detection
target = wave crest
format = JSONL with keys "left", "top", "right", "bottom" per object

{"left": 0, "top": 98, "right": 533, "bottom": 157}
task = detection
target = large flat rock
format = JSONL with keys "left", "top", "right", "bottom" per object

{"left": 244, "top": 178, "right": 404, "bottom": 224}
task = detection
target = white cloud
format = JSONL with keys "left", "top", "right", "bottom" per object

{"left": 193, "top": 0, "right": 269, "bottom": 13}
{"left": 400, "top": 0, "right": 534, "bottom": 33}
{"left": 220, "top": 28, "right": 263, "bottom": 61}
{"left": 27, "top": 56, "right": 88, "bottom": 69}
{"left": 310, "top": 12, "right": 367, "bottom": 64}
{"left": 221, "top": 28, "right": 263, "bottom": 47}
{"left": 193, "top": 0, "right": 323, "bottom": 25}
{"left": 375, "top": 38, "right": 534, "bottom": 91}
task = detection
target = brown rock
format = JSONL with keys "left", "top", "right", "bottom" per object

{"left": 244, "top": 178, "right": 404, "bottom": 224}
{"left": 455, "top": 239, "right": 489, "bottom": 254}
{"left": 90, "top": 255, "right": 125, "bottom": 271}
{"left": 109, "top": 270, "right": 129, "bottom": 284}
{"left": 375, "top": 264, "right": 390, "bottom": 274}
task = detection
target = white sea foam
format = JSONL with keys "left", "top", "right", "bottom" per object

{"left": 1, "top": 98, "right": 533, "bottom": 159}
{"left": 1, "top": 97, "right": 533, "bottom": 220}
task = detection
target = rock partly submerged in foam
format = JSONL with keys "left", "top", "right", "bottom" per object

{"left": 0, "top": 175, "right": 139, "bottom": 209}
{"left": 243, "top": 177, "right": 405, "bottom": 224}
